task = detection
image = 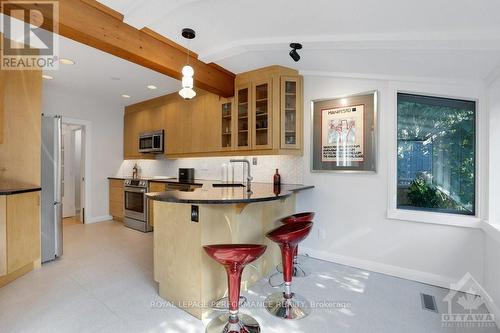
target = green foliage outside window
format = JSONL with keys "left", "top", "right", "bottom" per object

{"left": 397, "top": 93, "right": 476, "bottom": 215}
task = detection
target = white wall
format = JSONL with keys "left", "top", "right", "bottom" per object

{"left": 482, "top": 77, "right": 500, "bottom": 320}
{"left": 62, "top": 124, "right": 76, "bottom": 218}
{"left": 43, "top": 85, "right": 124, "bottom": 223}
{"left": 296, "top": 75, "right": 486, "bottom": 288}
{"left": 488, "top": 78, "right": 500, "bottom": 224}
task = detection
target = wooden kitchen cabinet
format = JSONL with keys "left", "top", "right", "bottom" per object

{"left": 109, "top": 179, "right": 124, "bottom": 221}
{"left": 122, "top": 65, "right": 303, "bottom": 159}
{"left": 220, "top": 97, "right": 235, "bottom": 150}
{"left": 0, "top": 192, "right": 41, "bottom": 286}
{"left": 235, "top": 65, "right": 303, "bottom": 154}
{"left": 148, "top": 181, "right": 166, "bottom": 227}
{"left": 123, "top": 110, "right": 145, "bottom": 159}
{"left": 252, "top": 79, "right": 273, "bottom": 150}
{"left": 281, "top": 76, "right": 303, "bottom": 149}
{"left": 123, "top": 107, "right": 163, "bottom": 160}
{"left": 235, "top": 84, "right": 251, "bottom": 150}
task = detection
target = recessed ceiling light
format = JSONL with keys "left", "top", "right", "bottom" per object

{"left": 59, "top": 58, "right": 75, "bottom": 65}
{"left": 42, "top": 74, "right": 54, "bottom": 80}
{"left": 147, "top": 85, "right": 157, "bottom": 90}
{"left": 122, "top": 94, "right": 131, "bottom": 98}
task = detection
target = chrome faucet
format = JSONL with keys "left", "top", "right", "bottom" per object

{"left": 230, "top": 159, "right": 253, "bottom": 191}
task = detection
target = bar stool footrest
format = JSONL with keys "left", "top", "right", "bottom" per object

{"left": 205, "top": 312, "right": 261, "bottom": 333}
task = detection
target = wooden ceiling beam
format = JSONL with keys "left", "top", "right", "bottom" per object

{"left": 1, "top": 0, "right": 235, "bottom": 97}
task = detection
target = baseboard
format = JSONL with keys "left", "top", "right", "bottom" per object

{"left": 0, "top": 262, "right": 34, "bottom": 288}
{"left": 300, "top": 246, "right": 458, "bottom": 290}
{"left": 86, "top": 215, "right": 113, "bottom": 224}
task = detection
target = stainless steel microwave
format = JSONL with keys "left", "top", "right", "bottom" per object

{"left": 139, "top": 130, "right": 164, "bottom": 153}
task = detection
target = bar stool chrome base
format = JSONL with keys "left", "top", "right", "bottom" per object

{"left": 205, "top": 313, "right": 261, "bottom": 333}
{"left": 264, "top": 292, "right": 311, "bottom": 320}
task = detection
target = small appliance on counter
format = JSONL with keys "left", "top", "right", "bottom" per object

{"left": 179, "top": 168, "right": 195, "bottom": 183}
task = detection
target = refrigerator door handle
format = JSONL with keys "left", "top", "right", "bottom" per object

{"left": 54, "top": 202, "right": 63, "bottom": 257}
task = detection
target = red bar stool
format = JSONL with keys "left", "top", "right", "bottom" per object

{"left": 280, "top": 212, "right": 315, "bottom": 224}
{"left": 203, "top": 244, "right": 267, "bottom": 333}
{"left": 276, "top": 212, "right": 315, "bottom": 278}
{"left": 265, "top": 222, "right": 313, "bottom": 320}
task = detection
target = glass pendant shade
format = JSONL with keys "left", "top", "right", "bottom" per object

{"left": 179, "top": 87, "right": 196, "bottom": 100}
{"left": 182, "top": 76, "right": 193, "bottom": 89}
{"left": 182, "top": 65, "right": 194, "bottom": 77}
{"left": 179, "top": 65, "right": 195, "bottom": 99}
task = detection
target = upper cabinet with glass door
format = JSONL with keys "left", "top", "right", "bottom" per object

{"left": 220, "top": 97, "right": 234, "bottom": 150}
{"left": 236, "top": 84, "right": 251, "bottom": 150}
{"left": 281, "top": 76, "right": 302, "bottom": 149}
{"left": 252, "top": 79, "right": 272, "bottom": 149}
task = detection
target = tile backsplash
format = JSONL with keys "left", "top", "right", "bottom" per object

{"left": 116, "top": 155, "right": 304, "bottom": 184}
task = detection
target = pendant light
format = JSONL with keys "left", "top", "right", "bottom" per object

{"left": 179, "top": 28, "right": 196, "bottom": 100}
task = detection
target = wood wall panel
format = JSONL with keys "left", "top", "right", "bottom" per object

{"left": 6, "top": 192, "right": 41, "bottom": 274}
{"left": 0, "top": 196, "right": 6, "bottom": 276}
{"left": 0, "top": 70, "right": 4, "bottom": 144}
{"left": 0, "top": 68, "right": 42, "bottom": 185}
{"left": 108, "top": 179, "right": 124, "bottom": 221}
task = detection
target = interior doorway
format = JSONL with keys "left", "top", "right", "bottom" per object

{"left": 62, "top": 123, "right": 86, "bottom": 224}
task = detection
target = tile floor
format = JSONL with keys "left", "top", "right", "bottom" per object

{"left": 0, "top": 220, "right": 497, "bottom": 333}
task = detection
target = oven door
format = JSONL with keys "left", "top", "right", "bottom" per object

{"left": 124, "top": 186, "right": 147, "bottom": 221}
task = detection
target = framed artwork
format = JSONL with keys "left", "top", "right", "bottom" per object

{"left": 311, "top": 91, "right": 378, "bottom": 172}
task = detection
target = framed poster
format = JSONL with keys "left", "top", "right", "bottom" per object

{"left": 311, "top": 91, "right": 377, "bottom": 172}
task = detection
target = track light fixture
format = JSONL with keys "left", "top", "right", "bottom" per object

{"left": 289, "top": 43, "right": 302, "bottom": 62}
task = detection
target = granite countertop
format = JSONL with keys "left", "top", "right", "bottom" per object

{"left": 0, "top": 180, "right": 42, "bottom": 195}
{"left": 146, "top": 180, "right": 314, "bottom": 204}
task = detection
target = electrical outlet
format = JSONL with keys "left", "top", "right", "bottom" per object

{"left": 252, "top": 157, "right": 258, "bottom": 165}
{"left": 201, "top": 162, "right": 209, "bottom": 171}
{"left": 191, "top": 205, "right": 199, "bottom": 222}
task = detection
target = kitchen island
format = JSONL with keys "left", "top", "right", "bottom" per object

{"left": 146, "top": 181, "right": 313, "bottom": 319}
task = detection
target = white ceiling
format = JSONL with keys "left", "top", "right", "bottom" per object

{"left": 43, "top": 34, "right": 181, "bottom": 106}
{"left": 98, "top": 0, "right": 500, "bottom": 82}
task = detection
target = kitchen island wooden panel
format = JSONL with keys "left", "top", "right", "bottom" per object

{"left": 153, "top": 195, "right": 296, "bottom": 319}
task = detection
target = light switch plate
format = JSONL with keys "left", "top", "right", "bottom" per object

{"left": 252, "top": 157, "right": 258, "bottom": 165}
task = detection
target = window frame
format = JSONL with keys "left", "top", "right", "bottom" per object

{"left": 387, "top": 83, "right": 485, "bottom": 229}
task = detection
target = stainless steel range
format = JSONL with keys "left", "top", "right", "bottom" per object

{"left": 124, "top": 179, "right": 152, "bottom": 232}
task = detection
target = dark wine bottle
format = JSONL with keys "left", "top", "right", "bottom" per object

{"left": 273, "top": 168, "right": 281, "bottom": 186}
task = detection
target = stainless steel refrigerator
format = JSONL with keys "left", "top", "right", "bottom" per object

{"left": 41, "top": 114, "right": 63, "bottom": 263}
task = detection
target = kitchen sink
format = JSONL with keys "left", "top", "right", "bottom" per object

{"left": 212, "top": 183, "right": 245, "bottom": 188}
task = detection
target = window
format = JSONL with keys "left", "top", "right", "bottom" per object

{"left": 397, "top": 93, "right": 476, "bottom": 216}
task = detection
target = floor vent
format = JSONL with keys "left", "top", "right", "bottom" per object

{"left": 420, "top": 293, "right": 438, "bottom": 313}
